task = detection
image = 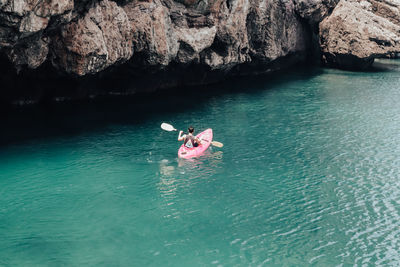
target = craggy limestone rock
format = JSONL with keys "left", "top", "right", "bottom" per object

{"left": 0, "top": 0, "right": 342, "bottom": 103}
{"left": 122, "top": 0, "right": 310, "bottom": 75}
{"left": 4, "top": 0, "right": 400, "bottom": 80}
{"left": 200, "top": 0, "right": 251, "bottom": 70}
{"left": 246, "top": 0, "right": 308, "bottom": 66}
{"left": 123, "top": 0, "right": 179, "bottom": 68}
{"left": 0, "top": 0, "right": 332, "bottom": 76}
{"left": 45, "top": 0, "right": 314, "bottom": 76}
{"left": 294, "top": 0, "right": 339, "bottom": 25}
{"left": 320, "top": 0, "right": 400, "bottom": 69}
{"left": 6, "top": 34, "right": 48, "bottom": 69}
{"left": 0, "top": 0, "right": 74, "bottom": 70}
{"left": 51, "top": 0, "right": 133, "bottom": 75}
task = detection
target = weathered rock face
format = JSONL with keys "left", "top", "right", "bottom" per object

{"left": 51, "top": 0, "right": 133, "bottom": 75}
{"left": 21, "top": 0, "right": 400, "bottom": 104}
{"left": 123, "top": 0, "right": 179, "bottom": 68}
{"left": 320, "top": 0, "right": 400, "bottom": 69}
{"left": 294, "top": 0, "right": 339, "bottom": 25}
{"left": 3, "top": 0, "right": 400, "bottom": 103}
{"left": 2, "top": 0, "right": 316, "bottom": 77}
{"left": 1, "top": 0, "right": 329, "bottom": 104}
{"left": 112, "top": 0, "right": 310, "bottom": 76}
{"left": 0, "top": 0, "right": 74, "bottom": 70}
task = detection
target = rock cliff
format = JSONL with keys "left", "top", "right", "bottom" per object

{"left": 320, "top": 0, "right": 400, "bottom": 69}
{"left": 1, "top": 0, "right": 400, "bottom": 103}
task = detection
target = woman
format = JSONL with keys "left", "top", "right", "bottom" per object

{"left": 178, "top": 126, "right": 202, "bottom": 148}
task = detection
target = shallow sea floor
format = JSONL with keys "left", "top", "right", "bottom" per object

{"left": 1, "top": 59, "right": 400, "bottom": 265}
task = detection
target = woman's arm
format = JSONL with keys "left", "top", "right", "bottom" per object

{"left": 178, "top": 131, "right": 185, "bottom": 141}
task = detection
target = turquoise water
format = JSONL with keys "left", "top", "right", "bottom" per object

{"left": 1, "top": 60, "right": 400, "bottom": 265}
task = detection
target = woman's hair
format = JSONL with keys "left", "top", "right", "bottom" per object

{"left": 188, "top": 126, "right": 194, "bottom": 133}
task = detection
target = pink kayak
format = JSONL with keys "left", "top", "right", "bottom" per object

{"left": 178, "top": 129, "right": 213, "bottom": 159}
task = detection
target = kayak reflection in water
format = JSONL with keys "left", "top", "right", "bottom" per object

{"left": 178, "top": 126, "right": 202, "bottom": 148}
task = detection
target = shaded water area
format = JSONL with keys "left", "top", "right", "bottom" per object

{"left": 1, "top": 59, "right": 400, "bottom": 265}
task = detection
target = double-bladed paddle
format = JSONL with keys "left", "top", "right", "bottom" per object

{"left": 161, "top": 123, "right": 223, "bottom": 148}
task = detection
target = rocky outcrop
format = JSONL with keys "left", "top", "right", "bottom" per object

{"left": 0, "top": 0, "right": 74, "bottom": 70}
{"left": 1, "top": 0, "right": 315, "bottom": 77}
{"left": 4, "top": 0, "right": 400, "bottom": 103}
{"left": 319, "top": 0, "right": 400, "bottom": 69}
{"left": 48, "top": 0, "right": 311, "bottom": 76}
{"left": 1, "top": 0, "right": 325, "bottom": 103}
{"left": 294, "top": 0, "right": 339, "bottom": 25}
{"left": 51, "top": 0, "right": 133, "bottom": 75}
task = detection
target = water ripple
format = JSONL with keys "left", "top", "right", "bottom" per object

{"left": 2, "top": 60, "right": 400, "bottom": 265}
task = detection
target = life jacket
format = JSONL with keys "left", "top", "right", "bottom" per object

{"left": 184, "top": 134, "right": 195, "bottom": 148}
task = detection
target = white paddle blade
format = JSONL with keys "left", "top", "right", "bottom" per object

{"left": 211, "top": 141, "right": 223, "bottom": 148}
{"left": 161, "top": 123, "right": 177, "bottom": 131}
